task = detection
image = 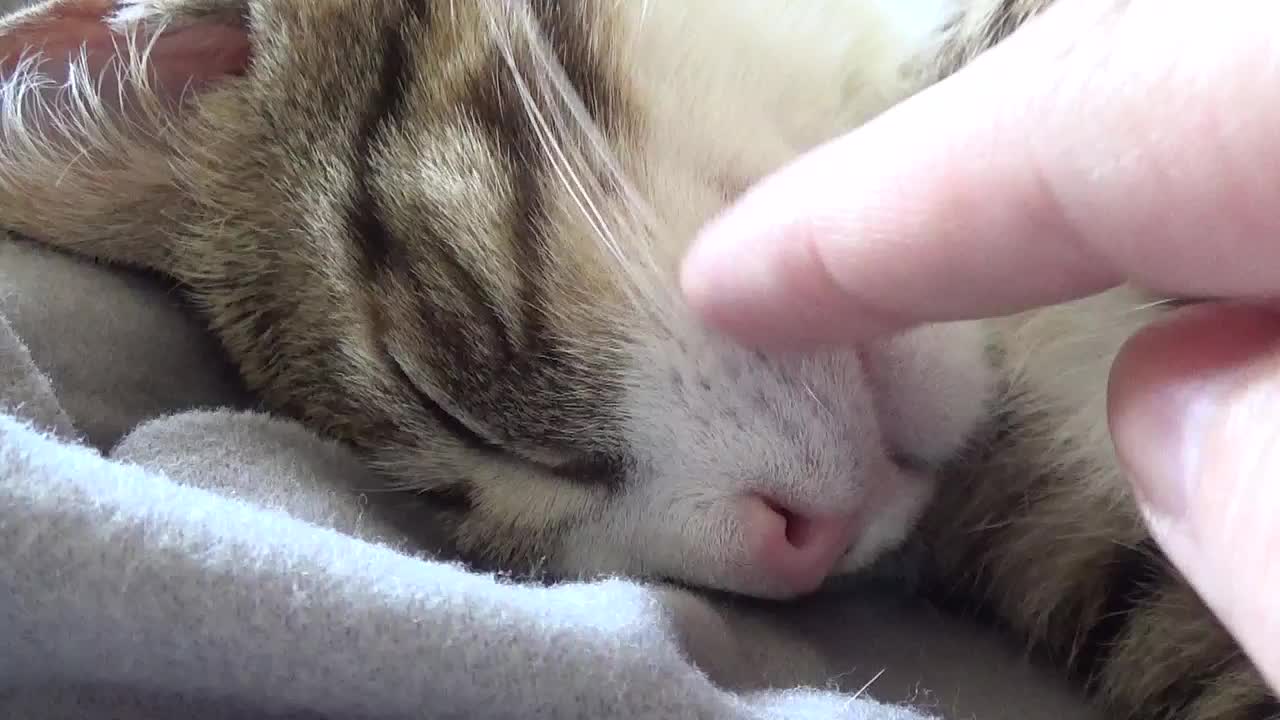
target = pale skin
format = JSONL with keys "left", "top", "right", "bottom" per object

{"left": 681, "top": 0, "right": 1280, "bottom": 693}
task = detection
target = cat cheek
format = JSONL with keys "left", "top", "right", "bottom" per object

{"left": 863, "top": 320, "right": 997, "bottom": 465}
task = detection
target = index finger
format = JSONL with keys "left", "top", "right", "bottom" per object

{"left": 681, "top": 0, "right": 1280, "bottom": 347}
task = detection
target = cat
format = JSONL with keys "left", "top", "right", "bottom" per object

{"left": 0, "top": 1, "right": 1272, "bottom": 718}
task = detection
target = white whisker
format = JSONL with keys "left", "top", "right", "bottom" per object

{"left": 481, "top": 3, "right": 681, "bottom": 334}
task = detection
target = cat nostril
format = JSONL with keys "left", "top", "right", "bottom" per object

{"left": 888, "top": 450, "right": 933, "bottom": 474}
{"left": 762, "top": 497, "right": 817, "bottom": 548}
{"left": 740, "top": 494, "right": 860, "bottom": 597}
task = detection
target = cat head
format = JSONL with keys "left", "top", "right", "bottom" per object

{"left": 0, "top": 0, "right": 995, "bottom": 598}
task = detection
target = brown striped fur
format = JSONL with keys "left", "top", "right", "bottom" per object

{"left": 1, "top": 1, "right": 1274, "bottom": 718}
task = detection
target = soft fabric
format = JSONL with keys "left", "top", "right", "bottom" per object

{"left": 0, "top": 404, "right": 899, "bottom": 720}
{"left": 0, "top": 236, "right": 1102, "bottom": 720}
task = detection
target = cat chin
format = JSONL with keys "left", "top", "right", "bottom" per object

{"left": 833, "top": 468, "right": 936, "bottom": 578}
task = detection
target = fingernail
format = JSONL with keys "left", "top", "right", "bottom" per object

{"left": 1109, "top": 304, "right": 1280, "bottom": 522}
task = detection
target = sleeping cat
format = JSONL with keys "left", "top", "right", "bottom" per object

{"left": 0, "top": 0, "right": 1271, "bottom": 718}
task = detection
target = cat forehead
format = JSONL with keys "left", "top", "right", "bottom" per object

{"left": 244, "top": 0, "right": 629, "bottom": 153}
{"left": 242, "top": 0, "right": 655, "bottom": 282}
{"left": 273, "top": 1, "right": 726, "bottom": 331}
{"left": 201, "top": 0, "right": 777, "bottom": 452}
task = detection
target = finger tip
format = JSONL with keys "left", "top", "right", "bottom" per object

{"left": 1107, "top": 304, "right": 1254, "bottom": 455}
{"left": 1108, "top": 302, "right": 1280, "bottom": 520}
{"left": 678, "top": 227, "right": 724, "bottom": 313}
{"left": 677, "top": 255, "right": 797, "bottom": 350}
{"left": 1110, "top": 303, "right": 1280, "bottom": 406}
{"left": 681, "top": 222, "right": 911, "bottom": 351}
{"left": 679, "top": 225, "right": 751, "bottom": 330}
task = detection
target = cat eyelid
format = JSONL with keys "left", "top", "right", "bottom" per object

{"left": 385, "top": 348, "right": 624, "bottom": 483}
{"left": 378, "top": 348, "right": 609, "bottom": 476}
{"left": 545, "top": 450, "right": 629, "bottom": 487}
{"left": 384, "top": 350, "right": 508, "bottom": 454}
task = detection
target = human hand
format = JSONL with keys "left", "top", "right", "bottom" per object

{"left": 681, "top": 0, "right": 1280, "bottom": 689}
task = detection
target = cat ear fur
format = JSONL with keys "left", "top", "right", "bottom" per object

{"left": 1, "top": 0, "right": 251, "bottom": 115}
{"left": 0, "top": 0, "right": 252, "bottom": 271}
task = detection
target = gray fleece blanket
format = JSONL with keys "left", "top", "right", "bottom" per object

{"left": 0, "top": 238, "right": 1101, "bottom": 720}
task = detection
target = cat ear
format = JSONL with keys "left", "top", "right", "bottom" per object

{"left": 1, "top": 0, "right": 251, "bottom": 121}
{"left": 0, "top": 0, "right": 252, "bottom": 272}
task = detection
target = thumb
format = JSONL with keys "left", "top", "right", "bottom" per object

{"left": 1109, "top": 303, "right": 1280, "bottom": 689}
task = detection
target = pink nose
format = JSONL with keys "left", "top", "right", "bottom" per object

{"left": 739, "top": 494, "right": 859, "bottom": 597}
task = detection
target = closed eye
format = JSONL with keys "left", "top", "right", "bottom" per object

{"left": 546, "top": 450, "right": 629, "bottom": 486}
{"left": 385, "top": 349, "right": 626, "bottom": 485}
{"left": 385, "top": 350, "right": 507, "bottom": 455}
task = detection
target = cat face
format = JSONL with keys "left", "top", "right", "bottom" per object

{"left": 1, "top": 0, "right": 995, "bottom": 598}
